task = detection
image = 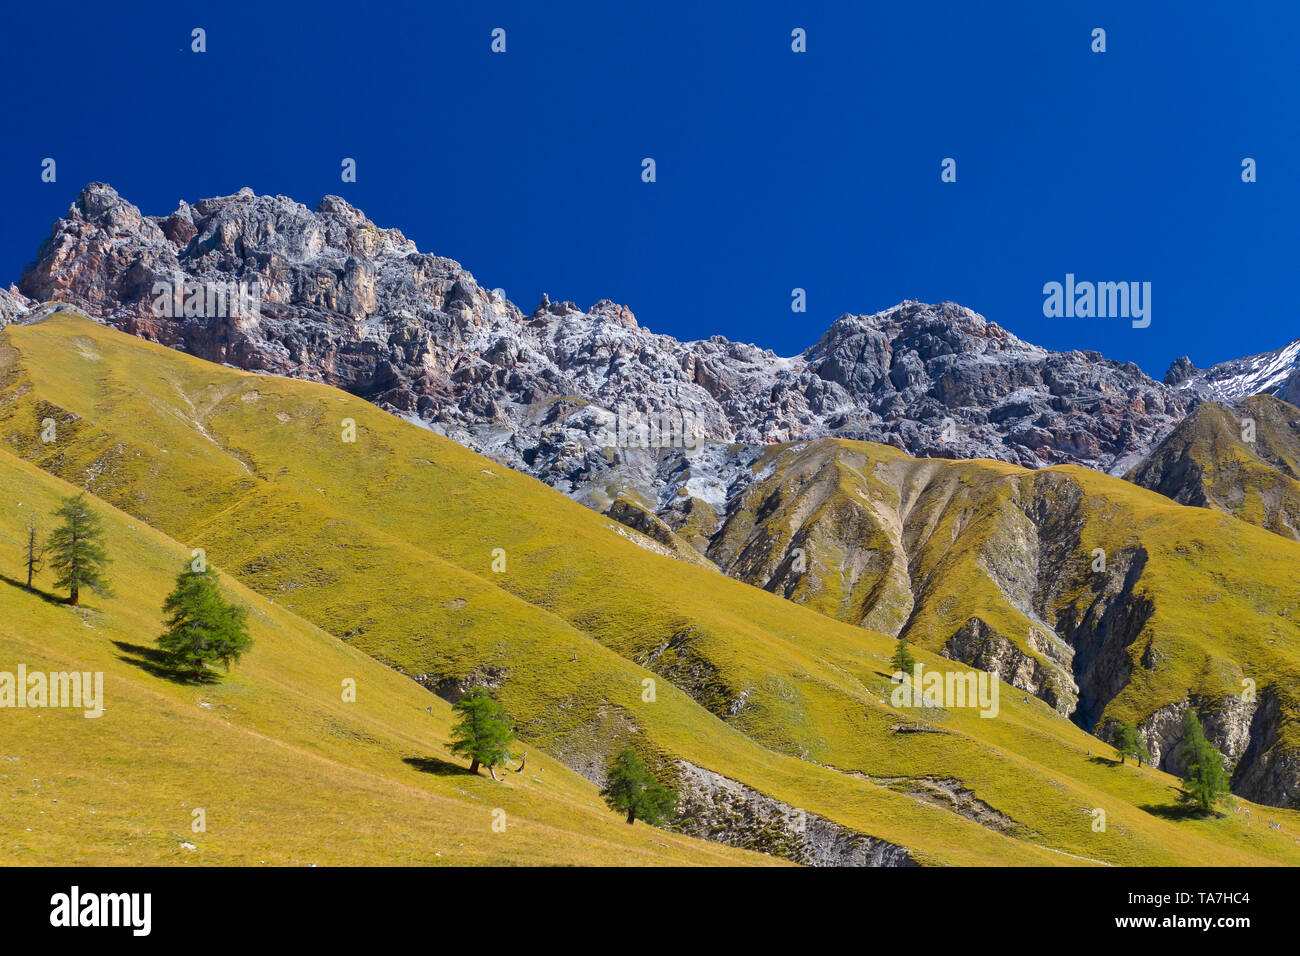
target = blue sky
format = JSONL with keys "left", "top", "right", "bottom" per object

{"left": 1, "top": 0, "right": 1294, "bottom": 377}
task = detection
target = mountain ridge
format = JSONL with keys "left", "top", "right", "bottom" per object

{"left": 1166, "top": 337, "right": 1300, "bottom": 405}
{"left": 8, "top": 184, "right": 1196, "bottom": 503}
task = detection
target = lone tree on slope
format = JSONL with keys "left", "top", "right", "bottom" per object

{"left": 47, "top": 493, "right": 111, "bottom": 606}
{"left": 601, "top": 748, "right": 677, "bottom": 825}
{"left": 448, "top": 687, "right": 515, "bottom": 779}
{"left": 891, "top": 637, "right": 916, "bottom": 675}
{"left": 1180, "top": 709, "right": 1232, "bottom": 813}
{"left": 23, "top": 514, "right": 45, "bottom": 591}
{"left": 157, "top": 562, "right": 253, "bottom": 680}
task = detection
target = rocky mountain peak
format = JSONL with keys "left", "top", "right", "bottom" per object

{"left": 10, "top": 183, "right": 1197, "bottom": 525}
{"left": 72, "top": 181, "right": 121, "bottom": 216}
{"left": 1163, "top": 355, "right": 1198, "bottom": 386}
{"left": 67, "top": 182, "right": 161, "bottom": 239}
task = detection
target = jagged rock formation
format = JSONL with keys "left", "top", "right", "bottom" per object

{"left": 0, "top": 285, "right": 32, "bottom": 323}
{"left": 13, "top": 183, "right": 1192, "bottom": 531}
{"left": 944, "top": 617, "right": 1079, "bottom": 716}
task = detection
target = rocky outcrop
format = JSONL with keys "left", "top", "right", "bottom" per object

{"left": 943, "top": 617, "right": 1076, "bottom": 714}
{"left": 605, "top": 497, "right": 677, "bottom": 548}
{"left": 634, "top": 627, "right": 748, "bottom": 719}
{"left": 413, "top": 665, "right": 508, "bottom": 704}
{"left": 0, "top": 285, "right": 32, "bottom": 324}
{"left": 1131, "top": 696, "right": 1254, "bottom": 774}
{"left": 1233, "top": 688, "right": 1300, "bottom": 808}
{"left": 1054, "top": 546, "right": 1153, "bottom": 730}
{"left": 1163, "top": 355, "right": 1198, "bottom": 387}
{"left": 859, "top": 774, "right": 1021, "bottom": 834}
{"left": 671, "top": 760, "right": 917, "bottom": 866}
{"left": 602, "top": 495, "right": 717, "bottom": 568}
{"left": 1113, "top": 690, "right": 1300, "bottom": 809}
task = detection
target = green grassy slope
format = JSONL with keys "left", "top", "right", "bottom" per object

{"left": 2, "top": 313, "right": 1299, "bottom": 865}
{"left": 0, "top": 450, "right": 770, "bottom": 865}
{"left": 698, "top": 436, "right": 1300, "bottom": 800}
{"left": 1127, "top": 395, "right": 1300, "bottom": 541}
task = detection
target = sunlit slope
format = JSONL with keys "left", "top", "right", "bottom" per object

{"left": 3, "top": 313, "right": 1299, "bottom": 864}
{"left": 709, "top": 439, "right": 1300, "bottom": 715}
{"left": 698, "top": 437, "right": 1300, "bottom": 805}
{"left": 0, "top": 452, "right": 771, "bottom": 865}
{"left": 1127, "top": 395, "right": 1300, "bottom": 542}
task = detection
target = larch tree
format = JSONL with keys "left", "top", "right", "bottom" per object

{"left": 448, "top": 687, "right": 515, "bottom": 778}
{"left": 601, "top": 749, "right": 677, "bottom": 825}
{"left": 47, "top": 493, "right": 111, "bottom": 605}
{"left": 157, "top": 563, "right": 252, "bottom": 680}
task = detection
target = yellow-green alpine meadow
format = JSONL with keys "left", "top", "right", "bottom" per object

{"left": 2, "top": 312, "right": 1299, "bottom": 866}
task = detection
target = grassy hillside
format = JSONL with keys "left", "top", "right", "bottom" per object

{"left": 1127, "top": 395, "right": 1300, "bottom": 541}
{"left": 0, "top": 450, "right": 770, "bottom": 865}
{"left": 3, "top": 313, "right": 1300, "bottom": 865}
{"left": 694, "top": 435, "right": 1300, "bottom": 803}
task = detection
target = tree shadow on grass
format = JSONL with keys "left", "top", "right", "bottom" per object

{"left": 1138, "top": 801, "right": 1216, "bottom": 822}
{"left": 0, "top": 572, "right": 65, "bottom": 607}
{"left": 1087, "top": 755, "right": 1121, "bottom": 767}
{"left": 1140, "top": 790, "right": 1221, "bottom": 821}
{"left": 403, "top": 755, "right": 474, "bottom": 776}
{"left": 112, "top": 641, "right": 217, "bottom": 685}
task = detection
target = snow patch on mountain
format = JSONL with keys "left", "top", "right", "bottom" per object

{"left": 1172, "top": 338, "right": 1300, "bottom": 403}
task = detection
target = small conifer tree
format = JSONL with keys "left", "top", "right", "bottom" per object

{"left": 1181, "top": 709, "right": 1231, "bottom": 813}
{"left": 601, "top": 749, "right": 677, "bottom": 825}
{"left": 891, "top": 637, "right": 916, "bottom": 675}
{"left": 448, "top": 687, "right": 515, "bottom": 777}
{"left": 157, "top": 563, "right": 252, "bottom": 679}
{"left": 47, "top": 494, "right": 111, "bottom": 605}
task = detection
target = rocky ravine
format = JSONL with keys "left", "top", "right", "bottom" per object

{"left": 10, "top": 183, "right": 1195, "bottom": 533}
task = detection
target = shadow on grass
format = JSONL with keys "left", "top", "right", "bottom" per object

{"left": 112, "top": 641, "right": 217, "bottom": 685}
{"left": 403, "top": 755, "right": 474, "bottom": 776}
{"left": 1087, "top": 755, "right": 1121, "bottom": 767}
{"left": 1140, "top": 801, "right": 1220, "bottom": 821}
{"left": 874, "top": 669, "right": 911, "bottom": 683}
{"left": 0, "top": 572, "right": 65, "bottom": 607}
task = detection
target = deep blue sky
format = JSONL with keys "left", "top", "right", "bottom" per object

{"left": 2, "top": 1, "right": 1294, "bottom": 376}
